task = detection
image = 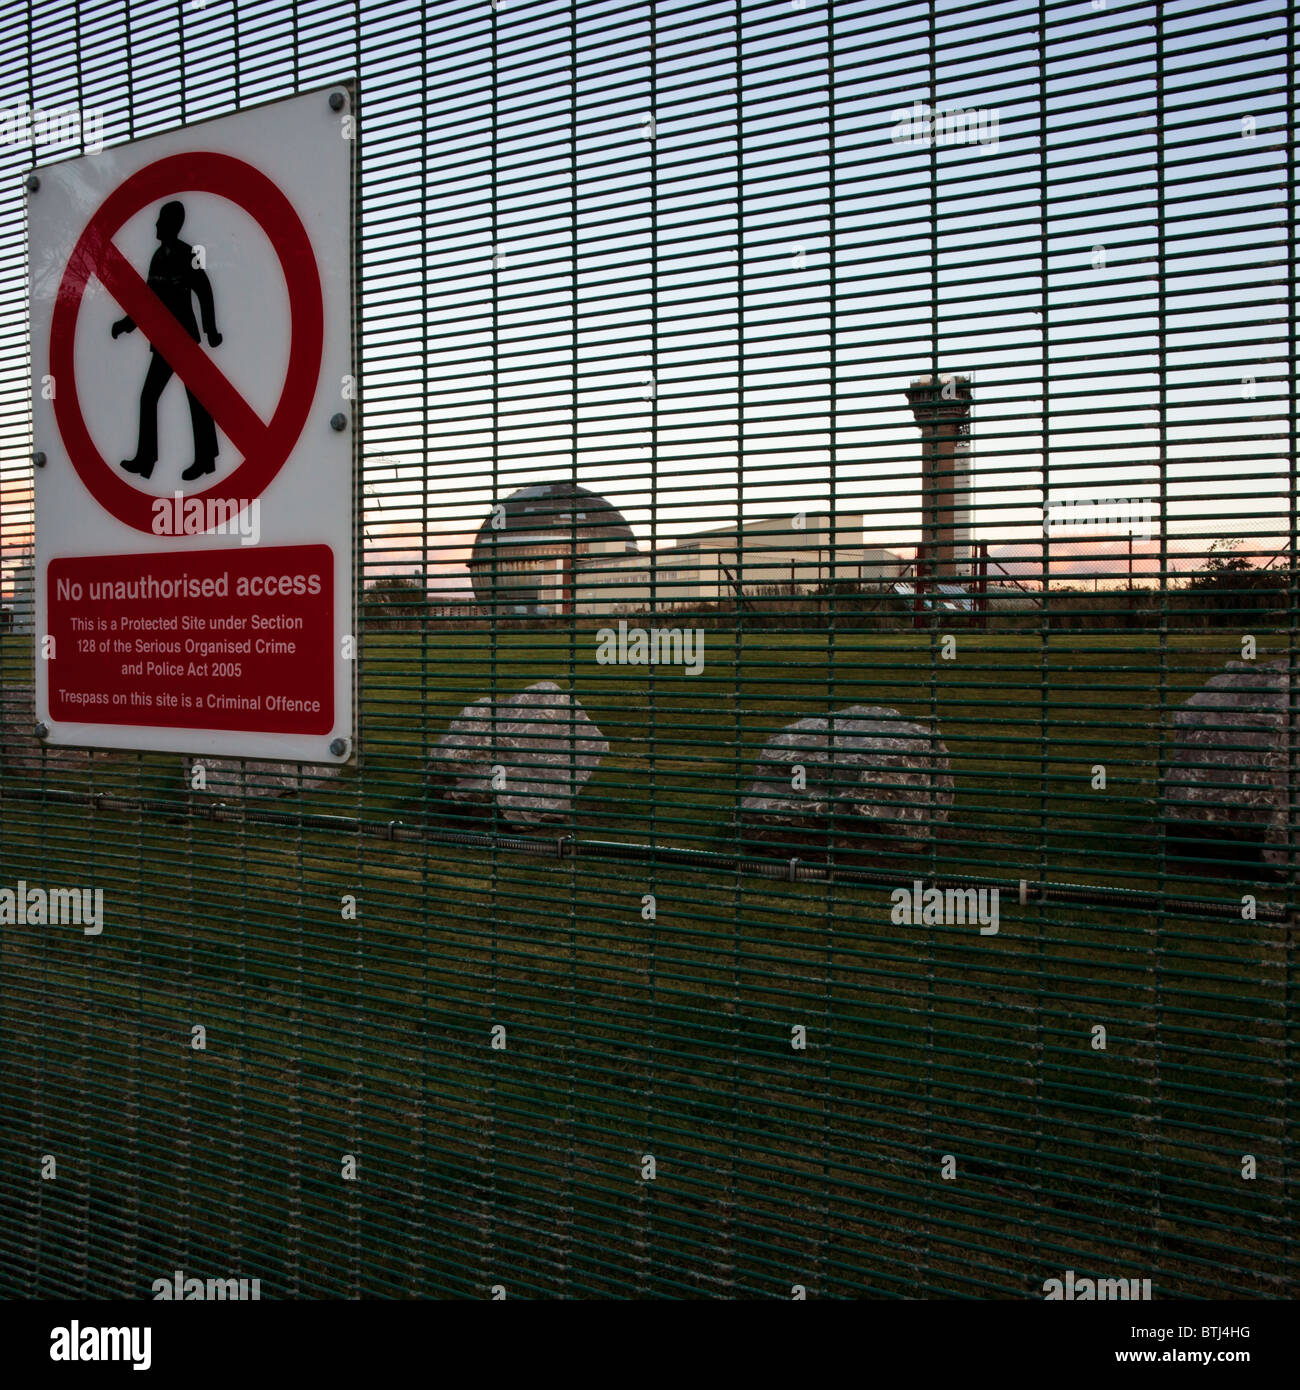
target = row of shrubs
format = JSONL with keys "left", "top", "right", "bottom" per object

{"left": 364, "top": 558, "right": 1297, "bottom": 633}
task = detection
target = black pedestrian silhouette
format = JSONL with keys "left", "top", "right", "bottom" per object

{"left": 112, "top": 200, "right": 222, "bottom": 483}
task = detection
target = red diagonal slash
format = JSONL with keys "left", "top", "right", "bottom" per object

{"left": 49, "top": 151, "right": 324, "bottom": 535}
{"left": 95, "top": 239, "right": 268, "bottom": 462}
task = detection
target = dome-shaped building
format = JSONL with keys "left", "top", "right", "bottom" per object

{"left": 468, "top": 482, "right": 638, "bottom": 614}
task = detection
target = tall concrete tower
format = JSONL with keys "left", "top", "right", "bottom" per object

{"left": 906, "top": 373, "right": 972, "bottom": 579}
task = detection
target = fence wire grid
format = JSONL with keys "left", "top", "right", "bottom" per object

{"left": 0, "top": 0, "right": 1296, "bottom": 1299}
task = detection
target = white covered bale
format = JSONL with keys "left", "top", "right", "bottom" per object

{"left": 426, "top": 680, "right": 607, "bottom": 826}
{"left": 741, "top": 704, "right": 953, "bottom": 848}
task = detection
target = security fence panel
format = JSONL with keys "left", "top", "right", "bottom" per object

{"left": 0, "top": 0, "right": 1295, "bottom": 1302}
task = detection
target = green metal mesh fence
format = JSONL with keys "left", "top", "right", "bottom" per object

{"left": 0, "top": 0, "right": 1295, "bottom": 1298}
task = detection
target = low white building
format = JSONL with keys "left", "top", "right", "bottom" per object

{"left": 6, "top": 561, "right": 33, "bottom": 633}
{"left": 574, "top": 514, "right": 906, "bottom": 614}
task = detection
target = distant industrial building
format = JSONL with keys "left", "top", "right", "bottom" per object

{"left": 468, "top": 376, "right": 977, "bottom": 616}
{"left": 467, "top": 482, "right": 639, "bottom": 614}
{"left": 906, "top": 372, "right": 972, "bottom": 578}
{"left": 469, "top": 494, "right": 905, "bottom": 617}
{"left": 5, "top": 561, "right": 34, "bottom": 634}
{"left": 574, "top": 514, "right": 905, "bottom": 614}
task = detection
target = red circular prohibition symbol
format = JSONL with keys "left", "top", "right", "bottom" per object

{"left": 50, "top": 151, "right": 324, "bottom": 534}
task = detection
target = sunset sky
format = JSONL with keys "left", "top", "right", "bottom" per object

{"left": 0, "top": 0, "right": 1289, "bottom": 595}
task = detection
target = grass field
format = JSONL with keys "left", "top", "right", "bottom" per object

{"left": 0, "top": 630, "right": 1294, "bottom": 1297}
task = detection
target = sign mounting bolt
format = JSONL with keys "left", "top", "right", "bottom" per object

{"left": 329, "top": 91, "right": 346, "bottom": 112}
{"left": 33, "top": 450, "right": 46, "bottom": 467}
{"left": 34, "top": 722, "right": 49, "bottom": 740}
{"left": 330, "top": 738, "right": 347, "bottom": 757}
{"left": 26, "top": 173, "right": 39, "bottom": 192}
{"left": 330, "top": 412, "right": 347, "bottom": 432}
